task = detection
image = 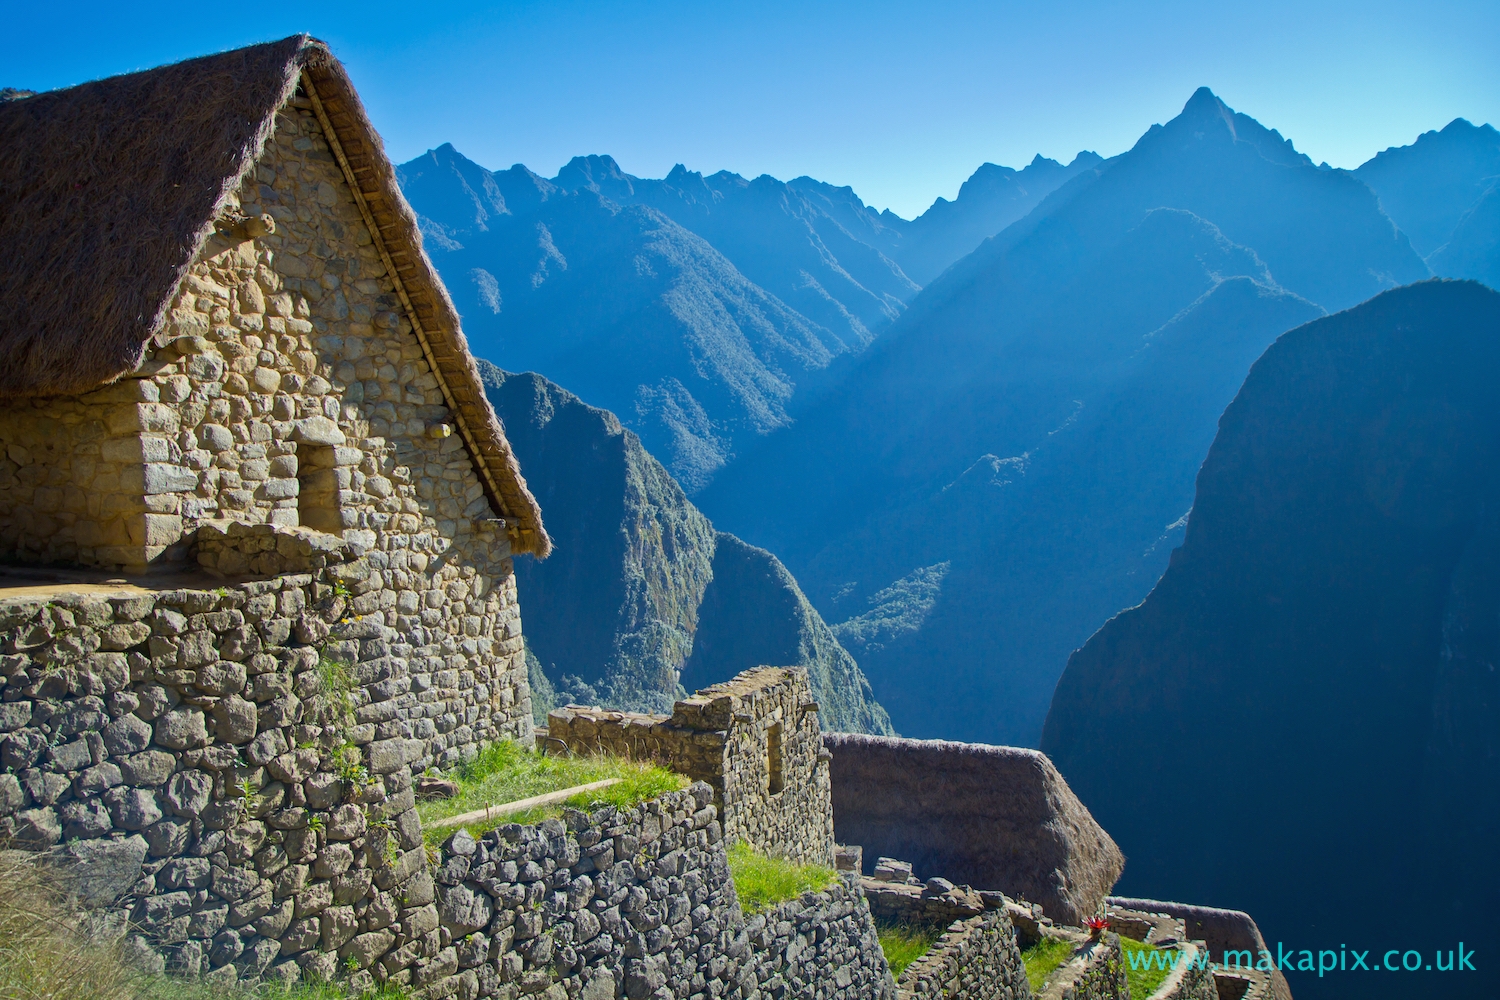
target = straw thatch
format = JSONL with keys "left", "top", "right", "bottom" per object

{"left": 0, "top": 36, "right": 549, "bottom": 555}
{"left": 823, "top": 732, "right": 1124, "bottom": 926}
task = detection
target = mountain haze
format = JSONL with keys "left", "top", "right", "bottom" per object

{"left": 399, "top": 145, "right": 1109, "bottom": 491}
{"left": 1043, "top": 280, "right": 1500, "bottom": 1000}
{"left": 701, "top": 88, "right": 1427, "bottom": 745}
{"left": 876, "top": 152, "right": 1103, "bottom": 285}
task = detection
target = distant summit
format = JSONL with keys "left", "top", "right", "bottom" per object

{"left": 1355, "top": 117, "right": 1500, "bottom": 257}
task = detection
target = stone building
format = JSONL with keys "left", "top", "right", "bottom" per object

{"left": 0, "top": 35, "right": 549, "bottom": 766}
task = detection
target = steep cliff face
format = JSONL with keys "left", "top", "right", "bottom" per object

{"left": 1042, "top": 280, "right": 1500, "bottom": 1000}
{"left": 480, "top": 364, "right": 891, "bottom": 732}
{"left": 481, "top": 364, "right": 716, "bottom": 713}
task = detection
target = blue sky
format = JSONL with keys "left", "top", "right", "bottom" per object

{"left": 5, "top": 1, "right": 1497, "bottom": 219}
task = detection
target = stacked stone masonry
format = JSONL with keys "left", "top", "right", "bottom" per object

{"left": 0, "top": 610, "right": 894, "bottom": 998}
{"left": 742, "top": 877, "right": 896, "bottom": 1000}
{"left": 546, "top": 667, "right": 834, "bottom": 867}
{"left": 0, "top": 91, "right": 534, "bottom": 766}
{"left": 419, "top": 785, "right": 894, "bottom": 1000}
{"left": 0, "top": 582, "right": 439, "bottom": 988}
{"left": 896, "top": 910, "right": 1031, "bottom": 1000}
{"left": 1035, "top": 936, "right": 1128, "bottom": 1000}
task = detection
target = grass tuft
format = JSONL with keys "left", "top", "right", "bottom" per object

{"left": 1021, "top": 935, "right": 1077, "bottom": 992}
{"left": 876, "top": 921, "right": 941, "bottom": 976}
{"left": 416, "top": 739, "right": 687, "bottom": 843}
{"left": 725, "top": 842, "right": 837, "bottom": 914}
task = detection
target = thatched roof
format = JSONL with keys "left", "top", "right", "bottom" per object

{"left": 823, "top": 732, "right": 1124, "bottom": 926}
{"left": 0, "top": 37, "right": 548, "bottom": 556}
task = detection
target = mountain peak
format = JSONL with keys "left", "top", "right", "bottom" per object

{"left": 555, "top": 155, "right": 636, "bottom": 201}
{"left": 1176, "top": 87, "right": 1234, "bottom": 129}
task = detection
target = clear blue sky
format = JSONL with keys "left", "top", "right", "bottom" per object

{"left": 6, "top": 1, "right": 1497, "bottom": 219}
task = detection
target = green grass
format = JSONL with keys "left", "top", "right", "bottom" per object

{"left": 876, "top": 922, "right": 941, "bottom": 977}
{"left": 1120, "top": 936, "right": 1178, "bottom": 999}
{"left": 416, "top": 739, "right": 687, "bottom": 843}
{"left": 1021, "top": 936, "right": 1077, "bottom": 993}
{"left": 725, "top": 842, "right": 838, "bottom": 914}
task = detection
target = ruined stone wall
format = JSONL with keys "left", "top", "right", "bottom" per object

{"left": 894, "top": 910, "right": 1030, "bottom": 1000}
{"left": 0, "top": 603, "right": 899, "bottom": 998}
{"left": 0, "top": 94, "right": 532, "bottom": 757}
{"left": 546, "top": 667, "right": 834, "bottom": 867}
{"left": 1036, "top": 937, "right": 1127, "bottom": 1000}
{"left": 742, "top": 876, "right": 896, "bottom": 999}
{"left": 859, "top": 872, "right": 1029, "bottom": 1000}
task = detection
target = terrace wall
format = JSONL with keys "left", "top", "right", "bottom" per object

{"left": 861, "top": 873, "right": 1029, "bottom": 1000}
{"left": 0, "top": 580, "right": 436, "bottom": 987}
{"left": 419, "top": 785, "right": 894, "bottom": 1000}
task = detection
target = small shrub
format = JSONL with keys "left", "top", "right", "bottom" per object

{"left": 876, "top": 921, "right": 941, "bottom": 976}
{"left": 725, "top": 841, "right": 837, "bottom": 914}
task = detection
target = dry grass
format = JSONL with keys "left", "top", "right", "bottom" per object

{"left": 0, "top": 848, "right": 153, "bottom": 1000}
{"left": 0, "top": 849, "right": 399, "bottom": 999}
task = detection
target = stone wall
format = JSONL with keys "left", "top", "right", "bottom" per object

{"left": 0, "top": 581, "right": 436, "bottom": 988}
{"left": 742, "top": 876, "right": 896, "bottom": 1000}
{"left": 0, "top": 572, "right": 527, "bottom": 858}
{"left": 0, "top": 382, "right": 166, "bottom": 570}
{"left": 0, "top": 91, "right": 533, "bottom": 760}
{"left": 547, "top": 667, "right": 834, "bottom": 867}
{"left": 1, "top": 608, "right": 893, "bottom": 1000}
{"left": 417, "top": 783, "right": 892, "bottom": 1000}
{"left": 1036, "top": 936, "right": 1127, "bottom": 1000}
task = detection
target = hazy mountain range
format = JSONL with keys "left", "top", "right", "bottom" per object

{"left": 405, "top": 92, "right": 1497, "bottom": 754}
{"left": 1043, "top": 280, "right": 1500, "bottom": 1000}
{"left": 398, "top": 146, "right": 1093, "bottom": 489}
{"left": 703, "top": 88, "right": 1434, "bottom": 744}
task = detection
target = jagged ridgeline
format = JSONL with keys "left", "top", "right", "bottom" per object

{"left": 478, "top": 362, "right": 893, "bottom": 734}
{"left": 397, "top": 145, "right": 1098, "bottom": 493}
